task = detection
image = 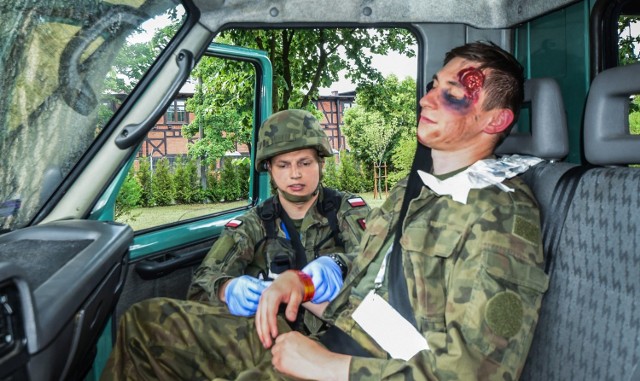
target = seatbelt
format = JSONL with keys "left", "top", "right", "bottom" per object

{"left": 321, "top": 145, "right": 432, "bottom": 355}
{"left": 387, "top": 144, "right": 432, "bottom": 328}
{"left": 540, "top": 165, "right": 590, "bottom": 273}
{"left": 279, "top": 209, "right": 308, "bottom": 269}
{"left": 257, "top": 189, "right": 346, "bottom": 266}
{"left": 318, "top": 187, "right": 346, "bottom": 249}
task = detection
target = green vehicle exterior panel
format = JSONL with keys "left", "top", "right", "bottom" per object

{"left": 515, "top": 0, "right": 592, "bottom": 164}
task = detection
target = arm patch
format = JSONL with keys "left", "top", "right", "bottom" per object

{"left": 347, "top": 197, "right": 367, "bottom": 207}
{"left": 225, "top": 219, "right": 243, "bottom": 228}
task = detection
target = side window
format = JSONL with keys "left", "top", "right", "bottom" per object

{"left": 618, "top": 12, "right": 640, "bottom": 135}
{"left": 214, "top": 28, "right": 418, "bottom": 202}
{"left": 114, "top": 27, "right": 419, "bottom": 230}
{"left": 115, "top": 51, "right": 258, "bottom": 231}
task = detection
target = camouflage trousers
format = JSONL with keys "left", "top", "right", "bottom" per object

{"left": 100, "top": 297, "right": 297, "bottom": 381}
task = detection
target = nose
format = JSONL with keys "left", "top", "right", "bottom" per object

{"left": 290, "top": 165, "right": 302, "bottom": 178}
{"left": 419, "top": 90, "right": 436, "bottom": 110}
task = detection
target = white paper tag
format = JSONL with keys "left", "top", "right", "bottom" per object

{"left": 352, "top": 291, "right": 429, "bottom": 360}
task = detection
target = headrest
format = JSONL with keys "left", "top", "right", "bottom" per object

{"left": 584, "top": 63, "right": 640, "bottom": 165}
{"left": 495, "top": 78, "right": 568, "bottom": 161}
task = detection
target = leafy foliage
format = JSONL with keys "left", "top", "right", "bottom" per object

{"left": 354, "top": 74, "right": 417, "bottom": 132}
{"left": 151, "top": 157, "right": 175, "bottom": 206}
{"left": 342, "top": 75, "right": 416, "bottom": 195}
{"left": 343, "top": 75, "right": 416, "bottom": 166}
{"left": 136, "top": 158, "right": 153, "bottom": 207}
{"left": 322, "top": 156, "right": 340, "bottom": 189}
{"left": 618, "top": 16, "right": 640, "bottom": 67}
{"left": 389, "top": 134, "right": 418, "bottom": 187}
{"left": 173, "top": 155, "right": 203, "bottom": 204}
{"left": 183, "top": 55, "right": 255, "bottom": 166}
{"left": 219, "top": 28, "right": 415, "bottom": 112}
{"left": 619, "top": 16, "right": 640, "bottom": 113}
{"left": 338, "top": 151, "right": 368, "bottom": 193}
{"left": 115, "top": 172, "right": 142, "bottom": 220}
{"left": 630, "top": 96, "right": 640, "bottom": 135}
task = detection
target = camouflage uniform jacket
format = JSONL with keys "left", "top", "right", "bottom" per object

{"left": 322, "top": 174, "right": 549, "bottom": 380}
{"left": 187, "top": 187, "right": 369, "bottom": 303}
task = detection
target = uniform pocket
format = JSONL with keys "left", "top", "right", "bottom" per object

{"left": 401, "top": 221, "right": 464, "bottom": 333}
{"left": 461, "top": 250, "right": 549, "bottom": 362}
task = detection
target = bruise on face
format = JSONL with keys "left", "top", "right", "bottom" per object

{"left": 431, "top": 66, "right": 486, "bottom": 114}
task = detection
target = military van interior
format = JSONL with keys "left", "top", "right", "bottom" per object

{"left": 0, "top": 0, "right": 638, "bottom": 379}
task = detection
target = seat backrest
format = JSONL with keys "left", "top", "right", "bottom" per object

{"left": 496, "top": 77, "right": 574, "bottom": 228}
{"left": 584, "top": 62, "right": 640, "bottom": 165}
{"left": 520, "top": 64, "right": 640, "bottom": 381}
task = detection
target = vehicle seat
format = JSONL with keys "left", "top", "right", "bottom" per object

{"left": 496, "top": 77, "right": 569, "bottom": 161}
{"left": 496, "top": 77, "right": 576, "bottom": 233}
{"left": 519, "top": 63, "right": 640, "bottom": 381}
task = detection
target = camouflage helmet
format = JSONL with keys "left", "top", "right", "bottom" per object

{"left": 255, "top": 109, "right": 333, "bottom": 171}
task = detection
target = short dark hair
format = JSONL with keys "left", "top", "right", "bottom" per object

{"left": 444, "top": 41, "right": 525, "bottom": 134}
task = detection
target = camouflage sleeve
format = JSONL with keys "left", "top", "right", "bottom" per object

{"left": 335, "top": 192, "right": 370, "bottom": 266}
{"left": 347, "top": 199, "right": 549, "bottom": 380}
{"left": 186, "top": 212, "right": 263, "bottom": 303}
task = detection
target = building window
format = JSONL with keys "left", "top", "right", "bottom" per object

{"left": 166, "top": 99, "right": 187, "bottom": 124}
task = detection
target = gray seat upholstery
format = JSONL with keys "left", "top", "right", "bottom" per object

{"left": 496, "top": 77, "right": 569, "bottom": 161}
{"left": 520, "top": 64, "right": 640, "bottom": 381}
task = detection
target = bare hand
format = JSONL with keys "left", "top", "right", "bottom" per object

{"left": 255, "top": 271, "right": 304, "bottom": 348}
{"left": 271, "top": 331, "right": 350, "bottom": 381}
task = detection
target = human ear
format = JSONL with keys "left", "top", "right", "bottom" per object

{"left": 484, "top": 109, "right": 514, "bottom": 134}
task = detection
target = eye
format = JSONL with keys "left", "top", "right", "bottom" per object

{"left": 425, "top": 81, "right": 434, "bottom": 93}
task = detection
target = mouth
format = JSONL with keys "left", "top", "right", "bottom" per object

{"left": 288, "top": 184, "right": 305, "bottom": 192}
{"left": 420, "top": 115, "right": 434, "bottom": 124}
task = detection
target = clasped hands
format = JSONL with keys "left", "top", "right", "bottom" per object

{"left": 224, "top": 255, "right": 343, "bottom": 317}
{"left": 223, "top": 256, "right": 350, "bottom": 380}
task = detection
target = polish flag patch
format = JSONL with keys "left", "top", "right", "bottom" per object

{"left": 348, "top": 197, "right": 367, "bottom": 207}
{"left": 225, "top": 219, "right": 243, "bottom": 228}
{"left": 357, "top": 218, "right": 366, "bottom": 230}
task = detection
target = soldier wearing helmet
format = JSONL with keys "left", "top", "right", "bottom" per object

{"left": 187, "top": 109, "right": 369, "bottom": 333}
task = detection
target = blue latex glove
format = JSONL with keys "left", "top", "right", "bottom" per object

{"left": 224, "top": 275, "right": 269, "bottom": 316}
{"left": 302, "top": 256, "right": 343, "bottom": 303}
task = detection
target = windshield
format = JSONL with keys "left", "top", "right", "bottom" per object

{"left": 0, "top": 0, "right": 185, "bottom": 232}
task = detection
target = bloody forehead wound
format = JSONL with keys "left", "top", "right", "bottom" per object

{"left": 458, "top": 67, "right": 485, "bottom": 101}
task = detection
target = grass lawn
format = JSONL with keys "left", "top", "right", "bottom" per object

{"left": 120, "top": 191, "right": 388, "bottom": 231}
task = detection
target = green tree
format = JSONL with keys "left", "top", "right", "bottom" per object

{"left": 219, "top": 159, "right": 241, "bottom": 202}
{"left": 630, "top": 96, "right": 640, "bottom": 135}
{"left": 219, "top": 28, "right": 415, "bottom": 113}
{"left": 619, "top": 16, "right": 640, "bottom": 113}
{"left": 183, "top": 29, "right": 415, "bottom": 164}
{"left": 152, "top": 157, "right": 175, "bottom": 206}
{"left": 183, "top": 56, "right": 255, "bottom": 166}
{"left": 618, "top": 16, "right": 640, "bottom": 67}
{"left": 322, "top": 156, "right": 340, "bottom": 189}
{"left": 343, "top": 105, "right": 402, "bottom": 196}
{"left": 100, "top": 24, "right": 180, "bottom": 129}
{"left": 389, "top": 134, "right": 418, "bottom": 187}
{"left": 136, "top": 158, "right": 153, "bottom": 207}
{"left": 206, "top": 164, "right": 223, "bottom": 203}
{"left": 115, "top": 171, "right": 142, "bottom": 220}
{"left": 339, "top": 152, "right": 366, "bottom": 193}
{"left": 353, "top": 74, "right": 417, "bottom": 133}
{"left": 173, "top": 155, "right": 202, "bottom": 204}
